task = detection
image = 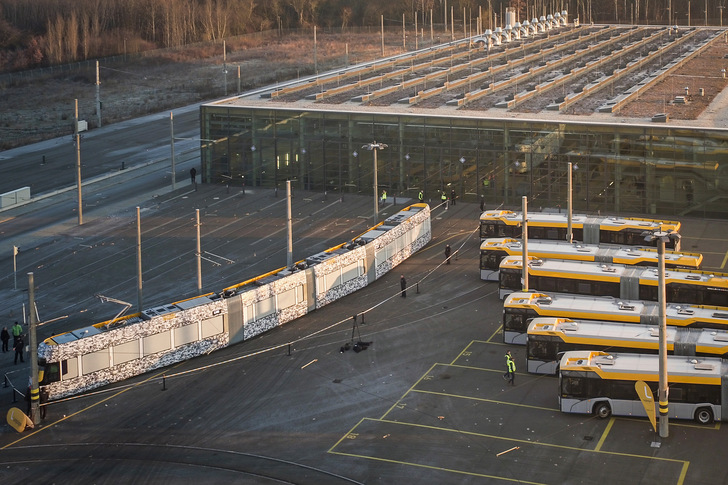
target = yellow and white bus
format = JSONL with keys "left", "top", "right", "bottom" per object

{"left": 502, "top": 291, "right": 728, "bottom": 344}
{"left": 498, "top": 256, "right": 728, "bottom": 305}
{"left": 527, "top": 318, "right": 728, "bottom": 374}
{"left": 479, "top": 210, "right": 681, "bottom": 250}
{"left": 479, "top": 238, "right": 701, "bottom": 280}
{"left": 558, "top": 350, "right": 726, "bottom": 424}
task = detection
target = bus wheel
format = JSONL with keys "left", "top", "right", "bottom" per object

{"left": 594, "top": 402, "right": 611, "bottom": 419}
{"left": 695, "top": 407, "right": 714, "bottom": 425}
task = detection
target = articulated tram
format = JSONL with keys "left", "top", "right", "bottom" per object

{"left": 38, "top": 204, "right": 432, "bottom": 400}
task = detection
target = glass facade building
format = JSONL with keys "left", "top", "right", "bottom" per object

{"left": 200, "top": 105, "right": 728, "bottom": 219}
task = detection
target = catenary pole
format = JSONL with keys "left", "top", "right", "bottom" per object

{"left": 287, "top": 181, "right": 293, "bottom": 268}
{"left": 28, "top": 272, "right": 40, "bottom": 425}
{"left": 136, "top": 206, "right": 143, "bottom": 312}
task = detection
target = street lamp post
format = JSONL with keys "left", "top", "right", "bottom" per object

{"left": 643, "top": 230, "right": 681, "bottom": 439}
{"left": 362, "top": 141, "right": 388, "bottom": 222}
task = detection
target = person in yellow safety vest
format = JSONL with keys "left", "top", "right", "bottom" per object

{"left": 503, "top": 350, "right": 516, "bottom": 385}
{"left": 440, "top": 192, "right": 447, "bottom": 203}
{"left": 381, "top": 190, "right": 387, "bottom": 204}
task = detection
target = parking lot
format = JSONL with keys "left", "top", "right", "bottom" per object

{"left": 0, "top": 184, "right": 725, "bottom": 483}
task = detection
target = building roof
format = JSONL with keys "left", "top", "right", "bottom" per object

{"left": 209, "top": 23, "right": 728, "bottom": 131}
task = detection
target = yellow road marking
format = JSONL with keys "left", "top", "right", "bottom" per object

{"left": 449, "top": 341, "right": 476, "bottom": 365}
{"left": 721, "top": 250, "right": 728, "bottom": 270}
{"left": 413, "top": 388, "right": 557, "bottom": 412}
{"left": 379, "top": 362, "right": 440, "bottom": 420}
{"left": 594, "top": 417, "right": 615, "bottom": 451}
{"left": 487, "top": 324, "right": 503, "bottom": 342}
{"left": 2, "top": 366, "right": 178, "bottom": 450}
{"left": 330, "top": 417, "right": 688, "bottom": 483}
{"left": 329, "top": 449, "right": 546, "bottom": 484}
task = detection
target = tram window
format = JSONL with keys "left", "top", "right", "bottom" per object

{"left": 113, "top": 339, "right": 140, "bottom": 364}
{"left": 43, "top": 363, "right": 60, "bottom": 384}
{"left": 278, "top": 288, "right": 297, "bottom": 309}
{"left": 201, "top": 315, "right": 224, "bottom": 339}
{"left": 143, "top": 330, "right": 171, "bottom": 356}
{"left": 61, "top": 358, "right": 78, "bottom": 380}
{"left": 174, "top": 323, "right": 198, "bottom": 347}
{"left": 342, "top": 261, "right": 361, "bottom": 283}
{"left": 82, "top": 349, "right": 109, "bottom": 375}
{"left": 256, "top": 296, "right": 275, "bottom": 319}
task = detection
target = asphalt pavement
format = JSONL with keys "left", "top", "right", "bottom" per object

{"left": 1, "top": 118, "right": 728, "bottom": 483}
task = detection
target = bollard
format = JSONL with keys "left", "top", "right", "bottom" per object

{"left": 360, "top": 313, "right": 365, "bottom": 325}
{"left": 121, "top": 161, "right": 125, "bottom": 170}
{"left": 416, "top": 282, "right": 420, "bottom": 294}
{"left": 288, "top": 343, "right": 291, "bottom": 356}
{"left": 12, "top": 388, "right": 18, "bottom": 403}
{"left": 3, "top": 375, "right": 8, "bottom": 388}
{"left": 162, "top": 375, "right": 167, "bottom": 391}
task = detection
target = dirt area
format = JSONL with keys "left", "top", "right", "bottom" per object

{"left": 0, "top": 32, "right": 400, "bottom": 150}
{"left": 618, "top": 39, "right": 728, "bottom": 120}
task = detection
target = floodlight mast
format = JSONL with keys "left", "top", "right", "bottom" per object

{"left": 362, "top": 142, "right": 388, "bottom": 223}
{"left": 642, "top": 230, "right": 681, "bottom": 439}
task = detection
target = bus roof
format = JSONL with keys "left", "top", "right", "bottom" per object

{"left": 559, "top": 350, "right": 725, "bottom": 382}
{"left": 499, "top": 256, "right": 728, "bottom": 287}
{"left": 481, "top": 238, "right": 702, "bottom": 268}
{"left": 479, "top": 210, "right": 681, "bottom": 232}
{"left": 528, "top": 318, "right": 728, "bottom": 352}
{"left": 503, "top": 291, "right": 728, "bottom": 325}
